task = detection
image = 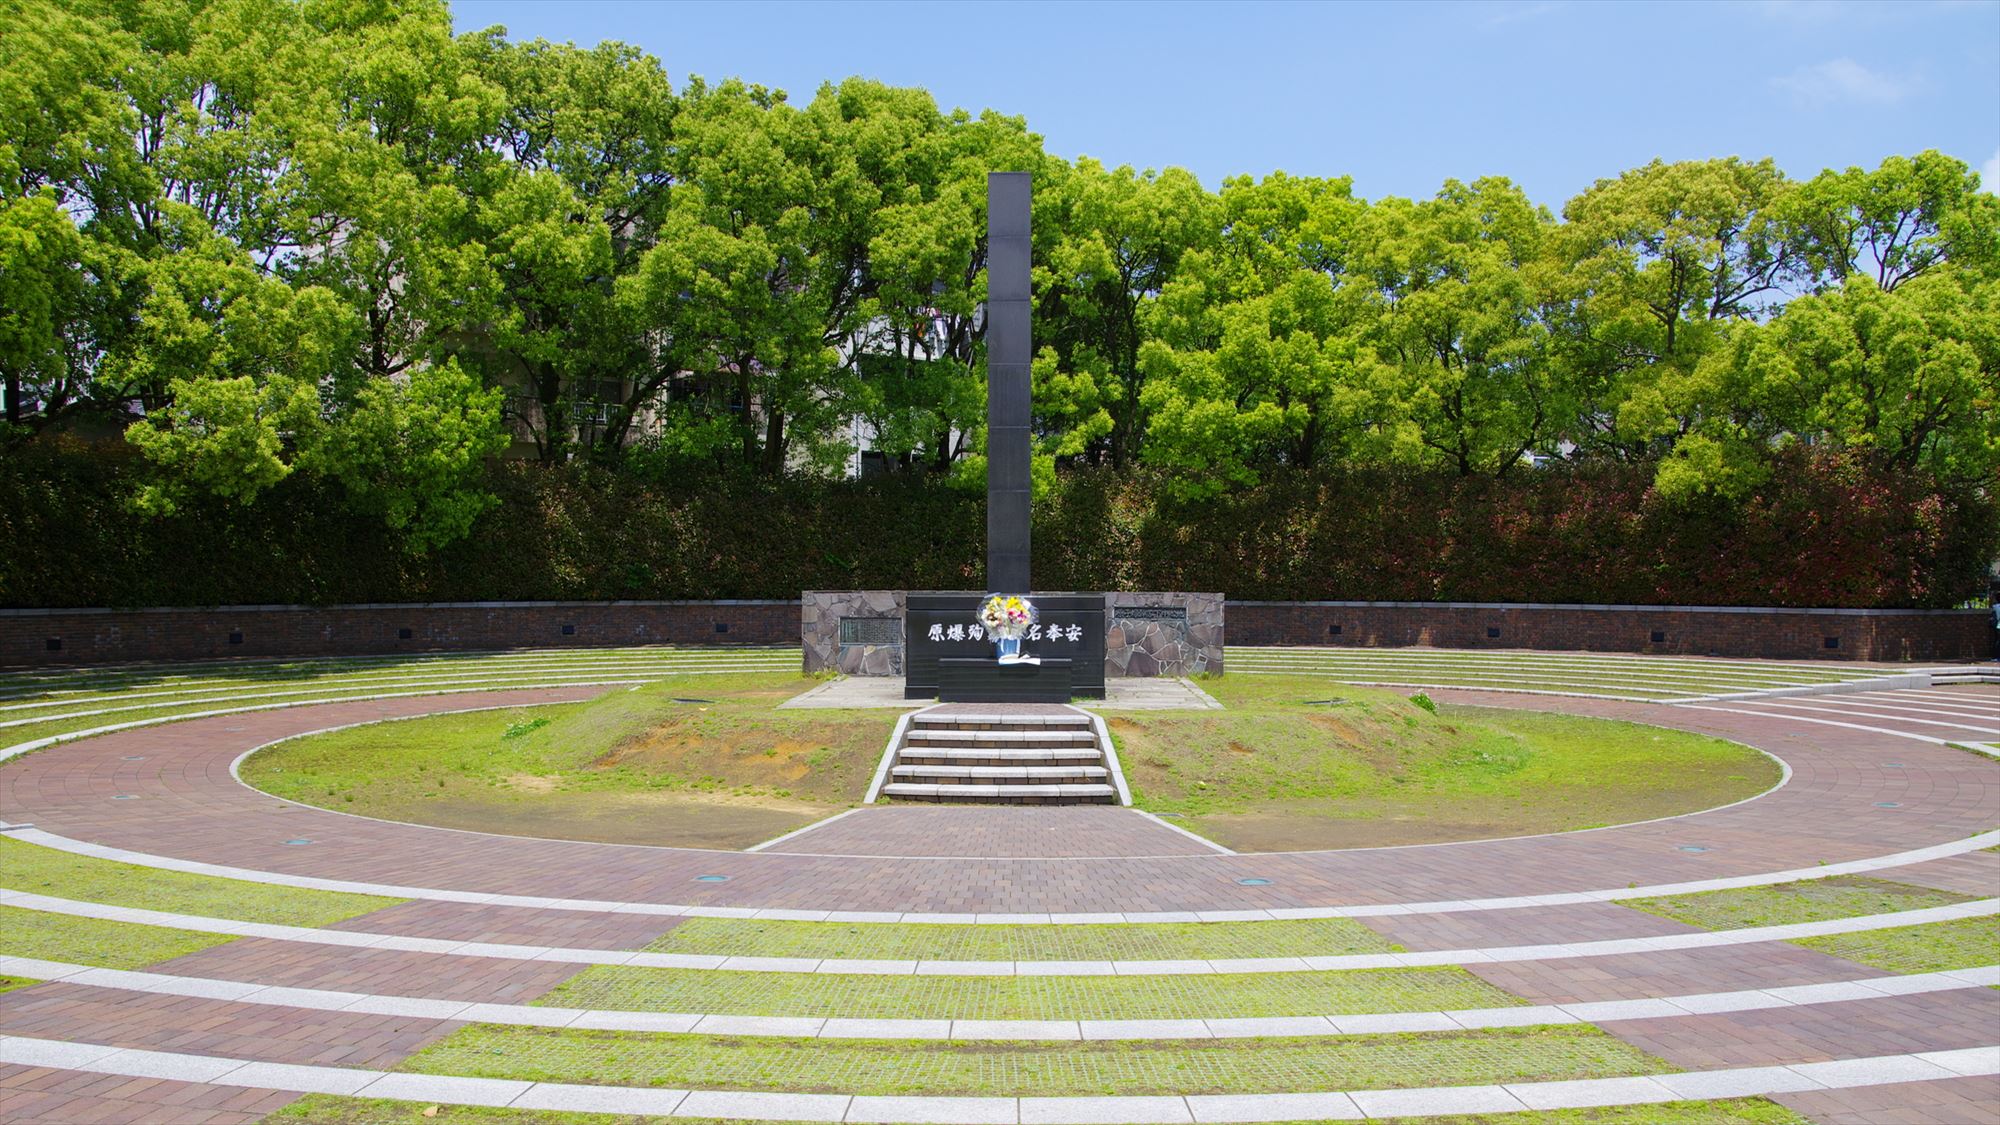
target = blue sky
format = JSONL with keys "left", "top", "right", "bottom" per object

{"left": 452, "top": 0, "right": 2000, "bottom": 209}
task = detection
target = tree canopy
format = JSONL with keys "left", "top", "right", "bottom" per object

{"left": 2, "top": 0, "right": 1995, "bottom": 551}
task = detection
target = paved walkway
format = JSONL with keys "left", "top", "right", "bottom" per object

{"left": 4, "top": 688, "right": 1993, "bottom": 913}
{"left": 0, "top": 675, "right": 1993, "bottom": 1123}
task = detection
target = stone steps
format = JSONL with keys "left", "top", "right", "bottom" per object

{"left": 906, "top": 729, "right": 1098, "bottom": 744}
{"left": 898, "top": 747, "right": 1104, "bottom": 765}
{"left": 880, "top": 782, "right": 1119, "bottom": 803}
{"left": 891, "top": 764, "right": 1110, "bottom": 783}
{"left": 875, "top": 708, "right": 1122, "bottom": 805}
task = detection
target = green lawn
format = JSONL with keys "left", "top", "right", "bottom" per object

{"left": 404, "top": 1024, "right": 1665, "bottom": 1096}
{"left": 0, "top": 835, "right": 401, "bottom": 927}
{"left": 540, "top": 963, "right": 1519, "bottom": 1020}
{"left": 0, "top": 648, "right": 795, "bottom": 748}
{"left": 648, "top": 914, "right": 1399, "bottom": 961}
{"left": 237, "top": 673, "right": 891, "bottom": 848}
{"left": 1798, "top": 915, "right": 2000, "bottom": 974}
{"left": 1116, "top": 676, "right": 1779, "bottom": 850}
{"left": 0, "top": 903, "right": 233, "bottom": 968}
{"left": 266, "top": 1097, "right": 1811, "bottom": 1125}
{"left": 0, "top": 976, "right": 35, "bottom": 995}
{"left": 1629, "top": 877, "right": 1977, "bottom": 930}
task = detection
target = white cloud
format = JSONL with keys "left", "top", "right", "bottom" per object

{"left": 1983, "top": 149, "right": 2000, "bottom": 195}
{"left": 1770, "top": 58, "right": 1915, "bottom": 106}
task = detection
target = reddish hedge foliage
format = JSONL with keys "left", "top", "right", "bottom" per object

{"left": 0, "top": 443, "right": 1989, "bottom": 609}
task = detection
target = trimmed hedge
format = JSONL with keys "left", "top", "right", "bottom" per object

{"left": 0, "top": 442, "right": 1990, "bottom": 609}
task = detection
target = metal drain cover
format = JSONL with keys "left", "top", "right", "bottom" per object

{"left": 695, "top": 874, "right": 730, "bottom": 883}
{"left": 1236, "top": 877, "right": 1273, "bottom": 886}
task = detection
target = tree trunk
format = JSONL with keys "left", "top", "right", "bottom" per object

{"left": 763, "top": 406, "right": 785, "bottom": 475}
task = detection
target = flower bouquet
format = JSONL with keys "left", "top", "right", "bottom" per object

{"left": 977, "top": 594, "right": 1039, "bottom": 665}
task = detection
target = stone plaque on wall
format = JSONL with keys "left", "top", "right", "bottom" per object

{"left": 1109, "top": 593, "right": 1223, "bottom": 677}
{"left": 905, "top": 592, "right": 1107, "bottom": 700}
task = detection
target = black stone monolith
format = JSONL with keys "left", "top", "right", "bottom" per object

{"left": 986, "top": 172, "right": 1032, "bottom": 594}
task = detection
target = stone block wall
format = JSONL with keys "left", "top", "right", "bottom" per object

{"left": 1228, "top": 601, "right": 1994, "bottom": 662}
{"left": 803, "top": 591, "right": 1224, "bottom": 678}
{"left": 1108, "top": 592, "right": 1225, "bottom": 676}
{"left": 800, "top": 590, "right": 906, "bottom": 675}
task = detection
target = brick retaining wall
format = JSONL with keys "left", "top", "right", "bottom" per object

{"left": 2, "top": 599, "right": 1990, "bottom": 668}
{"left": 1229, "top": 601, "right": 1994, "bottom": 662}
{"left": 0, "top": 601, "right": 799, "bottom": 667}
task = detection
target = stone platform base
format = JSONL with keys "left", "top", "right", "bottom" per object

{"left": 931, "top": 656, "right": 1085, "bottom": 703}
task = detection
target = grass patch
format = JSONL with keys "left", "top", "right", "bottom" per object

{"left": 1629, "top": 876, "right": 1976, "bottom": 930}
{"left": 0, "top": 649, "right": 796, "bottom": 751}
{"left": 1797, "top": 915, "right": 2000, "bottom": 974}
{"left": 0, "top": 903, "right": 232, "bottom": 968}
{"left": 649, "top": 915, "right": 1398, "bottom": 961}
{"left": 0, "top": 835, "right": 400, "bottom": 927}
{"left": 404, "top": 1024, "right": 1665, "bottom": 1096}
{"left": 1116, "top": 677, "right": 1778, "bottom": 851}
{"left": 541, "top": 964, "right": 1516, "bottom": 1020}
{"left": 238, "top": 673, "right": 894, "bottom": 849}
{"left": 267, "top": 1096, "right": 1810, "bottom": 1125}
{"left": 0, "top": 976, "right": 35, "bottom": 995}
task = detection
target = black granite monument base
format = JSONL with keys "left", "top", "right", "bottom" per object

{"left": 937, "top": 656, "right": 1077, "bottom": 703}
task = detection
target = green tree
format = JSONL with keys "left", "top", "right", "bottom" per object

{"left": 1559, "top": 157, "right": 1796, "bottom": 457}
{"left": 1360, "top": 178, "right": 1570, "bottom": 476}
{"left": 306, "top": 359, "right": 508, "bottom": 551}
{"left": 1782, "top": 150, "right": 2000, "bottom": 293}
{"left": 1035, "top": 159, "right": 1214, "bottom": 468}
{"left": 1135, "top": 173, "right": 1377, "bottom": 497}
{"left": 0, "top": 192, "right": 88, "bottom": 429}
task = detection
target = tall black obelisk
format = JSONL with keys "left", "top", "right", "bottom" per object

{"left": 986, "top": 172, "right": 1032, "bottom": 594}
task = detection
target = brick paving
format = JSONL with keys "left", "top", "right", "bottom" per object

{"left": 765, "top": 805, "right": 1223, "bottom": 857}
{"left": 0, "top": 1063, "right": 296, "bottom": 1125}
{"left": 1358, "top": 901, "right": 1701, "bottom": 951}
{"left": 325, "top": 899, "right": 683, "bottom": 949}
{"left": 146, "top": 939, "right": 577, "bottom": 1003}
{"left": 0, "top": 681, "right": 1994, "bottom": 1122}
{"left": 2, "top": 687, "right": 1993, "bottom": 913}
{"left": 1468, "top": 942, "right": 1894, "bottom": 1004}
{"left": 1774, "top": 1075, "right": 2000, "bottom": 1124}
{"left": 1603, "top": 990, "right": 2000, "bottom": 1069}
{"left": 0, "top": 987, "right": 451, "bottom": 1069}
{"left": 1881, "top": 852, "right": 2000, "bottom": 897}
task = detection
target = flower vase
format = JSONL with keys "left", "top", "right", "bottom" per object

{"left": 995, "top": 634, "right": 1021, "bottom": 663}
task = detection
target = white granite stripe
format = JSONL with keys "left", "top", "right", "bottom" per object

{"left": 15, "top": 821, "right": 1997, "bottom": 925}
{"left": 4, "top": 887, "right": 1994, "bottom": 976}
{"left": 1, "top": 1033, "right": 1994, "bottom": 1121}
{"left": 3, "top": 957, "right": 1988, "bottom": 1038}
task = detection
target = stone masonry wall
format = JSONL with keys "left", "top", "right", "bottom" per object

{"left": 1108, "top": 592, "right": 1225, "bottom": 676}
{"left": 804, "top": 591, "right": 1224, "bottom": 678}
{"left": 801, "top": 590, "right": 906, "bottom": 675}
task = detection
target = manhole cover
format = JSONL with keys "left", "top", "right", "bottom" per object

{"left": 1677, "top": 845, "right": 1710, "bottom": 853}
{"left": 695, "top": 874, "right": 730, "bottom": 883}
{"left": 111, "top": 795, "right": 139, "bottom": 800}
{"left": 1874, "top": 802, "right": 1902, "bottom": 809}
{"left": 283, "top": 838, "right": 313, "bottom": 846}
{"left": 121, "top": 756, "right": 146, "bottom": 761}
{"left": 1236, "top": 877, "right": 1273, "bottom": 886}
